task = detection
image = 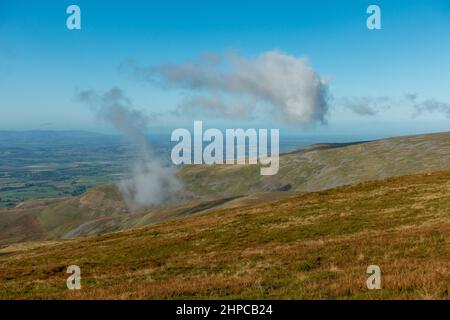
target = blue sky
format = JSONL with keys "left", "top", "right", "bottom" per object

{"left": 1, "top": 0, "right": 450, "bottom": 138}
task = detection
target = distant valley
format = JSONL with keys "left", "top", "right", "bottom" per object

{"left": 2, "top": 131, "right": 450, "bottom": 245}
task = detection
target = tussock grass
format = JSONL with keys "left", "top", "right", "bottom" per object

{"left": 0, "top": 169, "right": 449, "bottom": 299}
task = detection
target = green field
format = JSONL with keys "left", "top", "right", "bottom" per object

{"left": 0, "top": 131, "right": 132, "bottom": 208}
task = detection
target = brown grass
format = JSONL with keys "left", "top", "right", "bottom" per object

{"left": 0, "top": 169, "right": 449, "bottom": 299}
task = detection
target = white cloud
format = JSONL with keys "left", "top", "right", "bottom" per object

{"left": 123, "top": 50, "right": 330, "bottom": 126}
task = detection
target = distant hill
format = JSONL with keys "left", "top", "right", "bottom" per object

{"left": 0, "top": 129, "right": 170, "bottom": 147}
{"left": 0, "top": 168, "right": 448, "bottom": 299}
{"left": 0, "top": 130, "right": 118, "bottom": 146}
{"left": 180, "top": 131, "right": 450, "bottom": 198}
{"left": 3, "top": 131, "right": 450, "bottom": 245}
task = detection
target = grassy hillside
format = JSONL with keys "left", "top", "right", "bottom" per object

{"left": 0, "top": 169, "right": 449, "bottom": 299}
{"left": 181, "top": 131, "right": 450, "bottom": 197}
{"left": 3, "top": 131, "right": 450, "bottom": 245}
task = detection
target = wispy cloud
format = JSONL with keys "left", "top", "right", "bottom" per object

{"left": 120, "top": 49, "right": 450, "bottom": 123}
{"left": 338, "top": 96, "right": 391, "bottom": 116}
{"left": 76, "top": 87, "right": 182, "bottom": 210}
{"left": 338, "top": 94, "right": 450, "bottom": 119}
{"left": 410, "top": 95, "right": 450, "bottom": 118}
{"left": 121, "top": 50, "right": 330, "bottom": 126}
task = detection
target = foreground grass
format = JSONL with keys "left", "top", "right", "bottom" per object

{"left": 0, "top": 170, "right": 449, "bottom": 299}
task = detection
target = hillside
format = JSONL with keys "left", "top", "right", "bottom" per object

{"left": 181, "top": 131, "right": 450, "bottom": 197}
{"left": 3, "top": 131, "right": 450, "bottom": 245}
{"left": 0, "top": 169, "right": 449, "bottom": 299}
